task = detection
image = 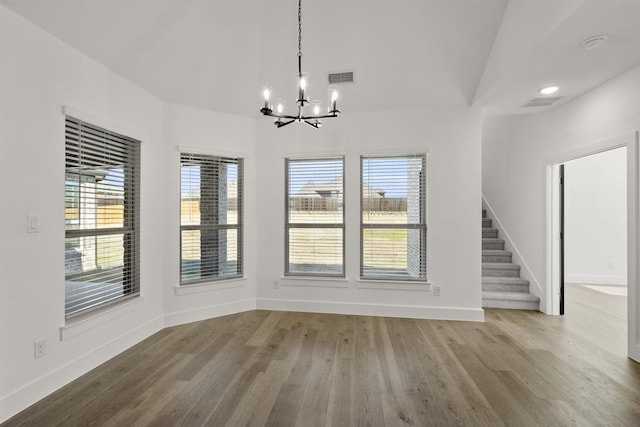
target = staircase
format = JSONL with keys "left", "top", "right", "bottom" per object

{"left": 482, "top": 209, "right": 540, "bottom": 310}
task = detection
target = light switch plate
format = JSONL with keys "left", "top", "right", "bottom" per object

{"left": 27, "top": 215, "right": 39, "bottom": 233}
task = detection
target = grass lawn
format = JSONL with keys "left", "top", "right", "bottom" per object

{"left": 289, "top": 211, "right": 411, "bottom": 269}
{"left": 178, "top": 210, "right": 416, "bottom": 274}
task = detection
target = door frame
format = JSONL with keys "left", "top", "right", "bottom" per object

{"left": 559, "top": 163, "right": 565, "bottom": 316}
{"left": 545, "top": 131, "right": 639, "bottom": 361}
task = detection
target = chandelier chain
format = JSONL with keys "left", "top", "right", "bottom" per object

{"left": 298, "top": 0, "right": 302, "bottom": 58}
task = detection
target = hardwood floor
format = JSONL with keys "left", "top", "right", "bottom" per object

{"left": 4, "top": 286, "right": 639, "bottom": 426}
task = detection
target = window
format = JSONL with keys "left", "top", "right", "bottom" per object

{"left": 286, "top": 157, "right": 344, "bottom": 276}
{"left": 180, "top": 153, "right": 243, "bottom": 284}
{"left": 64, "top": 116, "right": 140, "bottom": 319}
{"left": 361, "top": 154, "right": 427, "bottom": 280}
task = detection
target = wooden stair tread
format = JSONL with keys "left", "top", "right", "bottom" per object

{"left": 482, "top": 262, "right": 519, "bottom": 269}
{"left": 482, "top": 276, "right": 529, "bottom": 285}
{"left": 483, "top": 291, "right": 540, "bottom": 302}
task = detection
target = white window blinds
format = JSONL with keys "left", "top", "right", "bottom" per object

{"left": 180, "top": 153, "right": 243, "bottom": 284}
{"left": 286, "top": 157, "right": 344, "bottom": 276}
{"left": 64, "top": 116, "right": 140, "bottom": 319}
{"left": 361, "top": 154, "right": 427, "bottom": 280}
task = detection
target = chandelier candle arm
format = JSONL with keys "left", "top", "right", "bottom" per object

{"left": 259, "top": 0, "right": 340, "bottom": 128}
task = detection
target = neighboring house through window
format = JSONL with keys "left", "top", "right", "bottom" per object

{"left": 180, "top": 153, "right": 243, "bottom": 284}
{"left": 64, "top": 116, "right": 140, "bottom": 319}
{"left": 361, "top": 154, "right": 427, "bottom": 280}
{"left": 285, "top": 157, "right": 344, "bottom": 276}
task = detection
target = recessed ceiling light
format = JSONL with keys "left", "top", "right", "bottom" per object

{"left": 540, "top": 86, "right": 559, "bottom": 95}
{"left": 582, "top": 35, "right": 608, "bottom": 50}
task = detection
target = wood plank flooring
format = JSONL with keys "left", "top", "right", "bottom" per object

{"left": 4, "top": 285, "right": 639, "bottom": 426}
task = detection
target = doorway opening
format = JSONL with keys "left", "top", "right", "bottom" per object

{"left": 562, "top": 148, "right": 628, "bottom": 356}
{"left": 546, "top": 131, "right": 640, "bottom": 361}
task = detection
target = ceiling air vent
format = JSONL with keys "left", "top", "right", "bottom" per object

{"left": 328, "top": 71, "right": 354, "bottom": 84}
{"left": 521, "top": 96, "right": 564, "bottom": 108}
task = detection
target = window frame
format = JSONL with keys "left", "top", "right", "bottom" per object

{"left": 64, "top": 116, "right": 141, "bottom": 320}
{"left": 285, "top": 156, "right": 345, "bottom": 278}
{"left": 179, "top": 153, "right": 244, "bottom": 285}
{"left": 360, "top": 153, "right": 427, "bottom": 281}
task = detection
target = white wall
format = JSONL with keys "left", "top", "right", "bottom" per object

{"left": 162, "top": 103, "right": 257, "bottom": 326}
{"left": 564, "top": 148, "right": 627, "bottom": 285}
{"left": 255, "top": 108, "right": 484, "bottom": 321}
{"left": 0, "top": 6, "right": 167, "bottom": 421}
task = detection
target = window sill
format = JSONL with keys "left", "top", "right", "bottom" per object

{"left": 60, "top": 297, "right": 144, "bottom": 341}
{"left": 356, "top": 279, "right": 431, "bottom": 291}
{"left": 174, "top": 277, "right": 248, "bottom": 296}
{"left": 278, "top": 276, "right": 349, "bottom": 288}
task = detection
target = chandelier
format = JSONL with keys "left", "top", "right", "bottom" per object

{"left": 259, "top": 0, "right": 340, "bottom": 129}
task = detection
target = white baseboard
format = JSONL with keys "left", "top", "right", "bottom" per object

{"left": 565, "top": 274, "right": 627, "bottom": 286}
{"left": 163, "top": 299, "right": 256, "bottom": 328}
{"left": 0, "top": 316, "right": 164, "bottom": 424}
{"left": 256, "top": 298, "right": 484, "bottom": 322}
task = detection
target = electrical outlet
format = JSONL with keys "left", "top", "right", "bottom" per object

{"left": 609, "top": 261, "right": 614, "bottom": 270}
{"left": 434, "top": 286, "right": 441, "bottom": 297}
{"left": 34, "top": 340, "right": 46, "bottom": 359}
{"left": 273, "top": 280, "right": 279, "bottom": 289}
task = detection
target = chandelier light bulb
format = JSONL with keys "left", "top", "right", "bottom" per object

{"left": 262, "top": 88, "right": 271, "bottom": 111}
{"left": 298, "top": 73, "right": 310, "bottom": 105}
{"left": 312, "top": 100, "right": 321, "bottom": 116}
{"left": 277, "top": 103, "right": 284, "bottom": 114}
{"left": 330, "top": 88, "right": 339, "bottom": 112}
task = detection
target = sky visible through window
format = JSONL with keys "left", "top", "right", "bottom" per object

{"left": 178, "top": 158, "right": 414, "bottom": 198}
{"left": 288, "top": 159, "right": 343, "bottom": 196}
{"left": 362, "top": 157, "right": 413, "bottom": 198}
{"left": 103, "top": 167, "right": 124, "bottom": 187}
{"left": 286, "top": 157, "right": 413, "bottom": 198}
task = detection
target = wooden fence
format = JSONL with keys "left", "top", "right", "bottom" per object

{"left": 289, "top": 197, "right": 406, "bottom": 212}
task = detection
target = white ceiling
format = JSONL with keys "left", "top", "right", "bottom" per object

{"left": 3, "top": 0, "right": 640, "bottom": 118}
